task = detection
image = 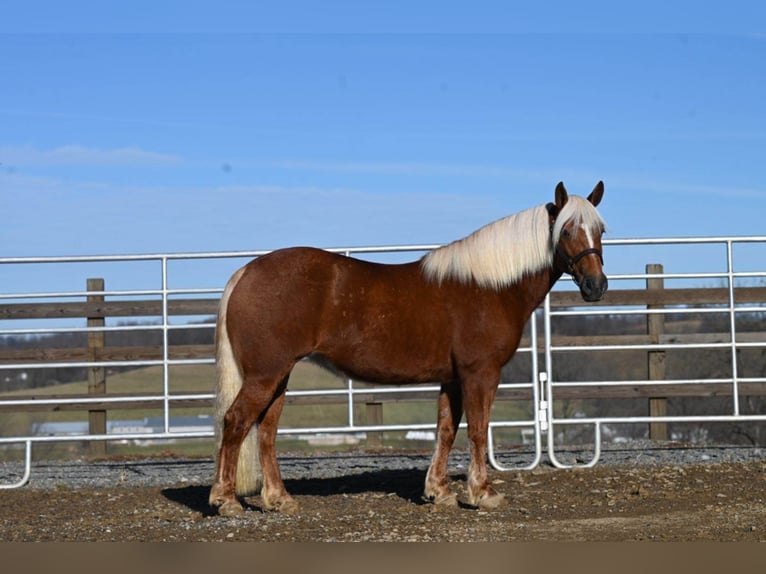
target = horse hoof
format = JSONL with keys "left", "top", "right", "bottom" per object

{"left": 264, "top": 496, "right": 300, "bottom": 514}
{"left": 477, "top": 492, "right": 506, "bottom": 510}
{"left": 276, "top": 498, "right": 300, "bottom": 515}
{"left": 218, "top": 500, "right": 245, "bottom": 517}
{"left": 426, "top": 492, "right": 458, "bottom": 507}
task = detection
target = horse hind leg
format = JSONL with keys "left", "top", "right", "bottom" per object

{"left": 424, "top": 381, "right": 462, "bottom": 507}
{"left": 209, "top": 381, "right": 263, "bottom": 516}
{"left": 209, "top": 373, "right": 292, "bottom": 516}
{"left": 255, "top": 377, "right": 299, "bottom": 514}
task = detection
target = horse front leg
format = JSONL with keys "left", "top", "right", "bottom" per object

{"left": 462, "top": 371, "right": 505, "bottom": 509}
{"left": 424, "top": 381, "right": 462, "bottom": 506}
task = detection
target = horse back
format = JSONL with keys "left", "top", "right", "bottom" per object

{"left": 225, "top": 246, "right": 528, "bottom": 384}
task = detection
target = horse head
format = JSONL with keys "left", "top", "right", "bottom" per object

{"left": 547, "top": 181, "right": 608, "bottom": 302}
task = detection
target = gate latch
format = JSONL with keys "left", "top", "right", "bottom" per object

{"left": 538, "top": 372, "right": 549, "bottom": 432}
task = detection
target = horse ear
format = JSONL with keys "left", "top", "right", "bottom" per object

{"left": 546, "top": 202, "right": 558, "bottom": 224}
{"left": 587, "top": 181, "right": 604, "bottom": 207}
{"left": 555, "top": 181, "right": 568, "bottom": 211}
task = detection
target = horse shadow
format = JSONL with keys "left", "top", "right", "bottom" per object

{"left": 162, "top": 468, "right": 470, "bottom": 516}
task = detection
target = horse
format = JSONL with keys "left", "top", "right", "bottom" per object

{"left": 209, "top": 181, "right": 608, "bottom": 516}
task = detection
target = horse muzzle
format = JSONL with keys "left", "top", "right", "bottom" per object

{"left": 578, "top": 273, "right": 608, "bottom": 302}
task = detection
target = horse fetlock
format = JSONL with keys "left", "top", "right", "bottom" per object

{"left": 210, "top": 483, "right": 245, "bottom": 516}
{"left": 208, "top": 483, "right": 231, "bottom": 507}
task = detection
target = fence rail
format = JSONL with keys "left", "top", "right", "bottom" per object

{"left": 2, "top": 237, "right": 766, "bottom": 487}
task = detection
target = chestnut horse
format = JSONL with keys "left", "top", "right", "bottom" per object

{"left": 209, "top": 181, "right": 607, "bottom": 515}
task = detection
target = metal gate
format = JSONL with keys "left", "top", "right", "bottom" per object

{"left": 536, "top": 237, "right": 766, "bottom": 469}
{"left": 2, "top": 237, "right": 765, "bottom": 488}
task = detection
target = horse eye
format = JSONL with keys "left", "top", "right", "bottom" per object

{"left": 561, "top": 228, "right": 570, "bottom": 238}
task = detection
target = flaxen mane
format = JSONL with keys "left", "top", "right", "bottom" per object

{"left": 421, "top": 196, "right": 606, "bottom": 289}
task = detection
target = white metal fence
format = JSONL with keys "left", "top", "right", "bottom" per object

{"left": 540, "top": 236, "right": 766, "bottom": 469}
{"left": 2, "top": 237, "right": 765, "bottom": 488}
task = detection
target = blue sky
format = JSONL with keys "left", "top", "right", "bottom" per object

{"left": 2, "top": 3, "right": 766, "bottom": 292}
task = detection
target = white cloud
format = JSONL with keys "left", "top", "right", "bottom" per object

{"left": 0, "top": 145, "right": 182, "bottom": 166}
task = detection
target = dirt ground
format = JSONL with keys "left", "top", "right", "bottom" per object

{"left": 1, "top": 459, "right": 764, "bottom": 542}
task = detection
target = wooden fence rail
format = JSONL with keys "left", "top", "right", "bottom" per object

{"left": 3, "top": 286, "right": 766, "bottom": 322}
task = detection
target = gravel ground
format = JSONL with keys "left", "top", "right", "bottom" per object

{"left": 1, "top": 442, "right": 763, "bottom": 489}
{"left": 1, "top": 443, "right": 764, "bottom": 541}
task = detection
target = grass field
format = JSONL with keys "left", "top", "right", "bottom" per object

{"left": 1, "top": 359, "right": 535, "bottom": 461}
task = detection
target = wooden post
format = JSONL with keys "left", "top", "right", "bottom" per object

{"left": 87, "top": 278, "right": 107, "bottom": 457}
{"left": 365, "top": 402, "right": 383, "bottom": 449}
{"left": 646, "top": 264, "right": 668, "bottom": 441}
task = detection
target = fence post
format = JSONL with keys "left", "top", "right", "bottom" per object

{"left": 365, "top": 402, "right": 383, "bottom": 449}
{"left": 87, "top": 278, "right": 107, "bottom": 457}
{"left": 646, "top": 264, "right": 668, "bottom": 441}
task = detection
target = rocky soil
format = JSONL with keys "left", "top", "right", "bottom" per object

{"left": 1, "top": 446, "right": 764, "bottom": 542}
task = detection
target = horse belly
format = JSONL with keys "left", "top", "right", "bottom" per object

{"left": 317, "top": 312, "right": 453, "bottom": 384}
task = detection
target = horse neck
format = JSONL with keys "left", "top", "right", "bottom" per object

{"left": 503, "top": 265, "right": 565, "bottom": 321}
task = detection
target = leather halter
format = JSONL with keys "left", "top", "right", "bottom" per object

{"left": 555, "top": 244, "right": 604, "bottom": 286}
{"left": 557, "top": 245, "right": 603, "bottom": 273}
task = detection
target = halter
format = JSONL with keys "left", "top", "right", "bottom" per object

{"left": 555, "top": 244, "right": 604, "bottom": 286}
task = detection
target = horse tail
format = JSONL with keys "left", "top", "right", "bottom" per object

{"left": 214, "top": 266, "right": 262, "bottom": 496}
